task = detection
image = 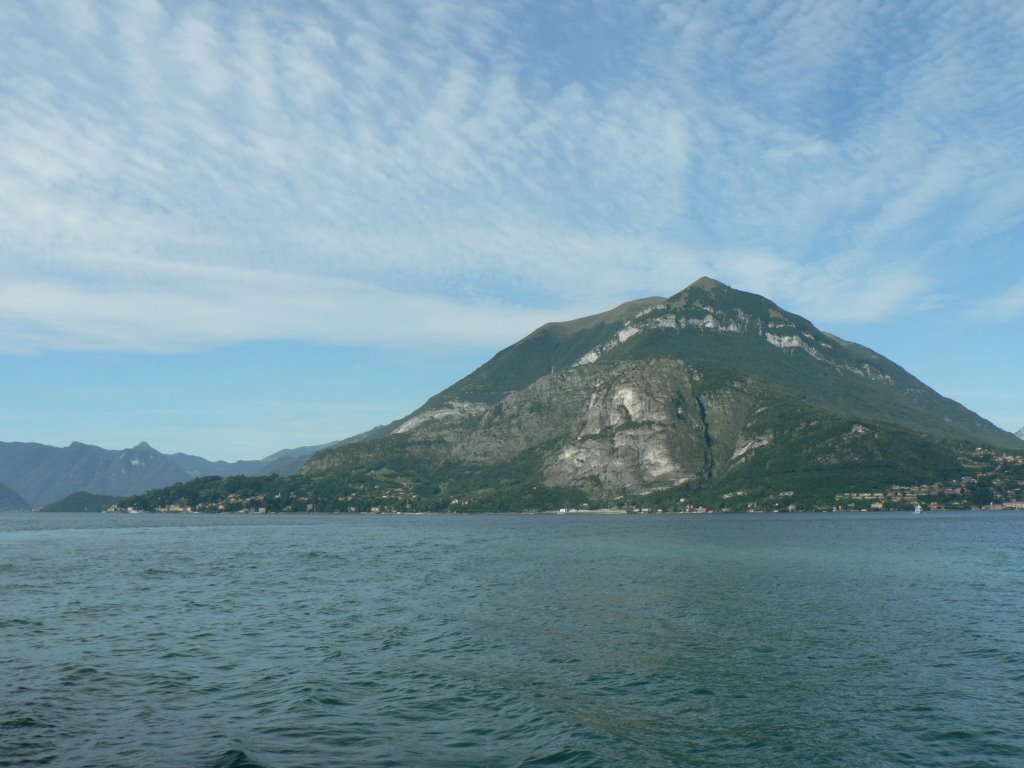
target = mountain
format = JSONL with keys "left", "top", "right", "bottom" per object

{"left": 166, "top": 440, "right": 359, "bottom": 477}
{"left": 1017, "top": 427, "right": 1024, "bottom": 440}
{"left": 0, "top": 438, "right": 343, "bottom": 508}
{"left": 256, "top": 438, "right": 357, "bottom": 476}
{"left": 166, "top": 453, "right": 268, "bottom": 479}
{"left": 0, "top": 480, "right": 29, "bottom": 511}
{"left": 0, "top": 441, "right": 191, "bottom": 507}
{"left": 41, "top": 491, "right": 123, "bottom": 514}
{"left": 118, "top": 278, "right": 1024, "bottom": 513}
{"left": 419, "top": 277, "right": 1017, "bottom": 449}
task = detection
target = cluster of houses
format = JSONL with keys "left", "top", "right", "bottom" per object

{"left": 108, "top": 447, "right": 1024, "bottom": 514}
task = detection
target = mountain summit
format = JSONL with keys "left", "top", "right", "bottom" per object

{"left": 412, "top": 277, "right": 1014, "bottom": 449}
{"left": 293, "top": 278, "right": 1019, "bottom": 507}
{"left": 122, "top": 279, "right": 1022, "bottom": 513}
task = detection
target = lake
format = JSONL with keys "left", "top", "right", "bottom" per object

{"left": 2, "top": 511, "right": 1023, "bottom": 767}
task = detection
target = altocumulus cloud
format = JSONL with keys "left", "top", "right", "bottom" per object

{"left": 1, "top": 0, "right": 1023, "bottom": 352}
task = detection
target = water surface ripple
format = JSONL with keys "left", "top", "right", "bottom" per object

{"left": 2, "top": 511, "right": 1022, "bottom": 767}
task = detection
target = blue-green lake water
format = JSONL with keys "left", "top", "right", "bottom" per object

{"left": 2, "top": 511, "right": 1023, "bottom": 767}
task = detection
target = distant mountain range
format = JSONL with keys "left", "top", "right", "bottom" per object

{"left": 1017, "top": 426, "right": 1024, "bottom": 440}
{"left": 0, "top": 439, "right": 342, "bottom": 508}
{"left": 121, "top": 278, "right": 1024, "bottom": 514}
{"left": 0, "top": 480, "right": 29, "bottom": 511}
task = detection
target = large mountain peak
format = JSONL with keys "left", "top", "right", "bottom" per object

{"left": 525, "top": 277, "right": 742, "bottom": 343}
{"left": 672, "top": 275, "right": 731, "bottom": 298}
{"left": 691, "top": 275, "right": 728, "bottom": 290}
{"left": 666, "top": 277, "right": 792, "bottom": 322}
{"left": 418, "top": 280, "right": 1018, "bottom": 450}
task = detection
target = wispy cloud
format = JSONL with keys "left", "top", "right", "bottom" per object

{"left": 978, "top": 281, "right": 1024, "bottom": 322}
{"left": 0, "top": 262, "right": 564, "bottom": 353}
{"left": 2, "top": 0, "right": 1022, "bottom": 353}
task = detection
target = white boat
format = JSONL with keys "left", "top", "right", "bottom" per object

{"left": 913, "top": 503, "right": 923, "bottom": 515}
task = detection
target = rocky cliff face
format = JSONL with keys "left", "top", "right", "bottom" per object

{"left": 387, "top": 359, "right": 735, "bottom": 492}
{"left": 305, "top": 356, "right": 800, "bottom": 499}
{"left": 543, "top": 360, "right": 715, "bottom": 492}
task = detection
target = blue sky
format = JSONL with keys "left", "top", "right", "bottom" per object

{"left": 2, "top": 0, "right": 1022, "bottom": 460}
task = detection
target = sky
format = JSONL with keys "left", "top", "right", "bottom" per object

{"left": 2, "top": 0, "right": 1023, "bottom": 460}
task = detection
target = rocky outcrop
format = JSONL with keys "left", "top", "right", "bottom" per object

{"left": 365, "top": 358, "right": 774, "bottom": 496}
{"left": 543, "top": 360, "right": 713, "bottom": 491}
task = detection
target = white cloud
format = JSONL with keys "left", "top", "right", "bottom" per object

{"left": 42, "top": 0, "right": 100, "bottom": 37}
{"left": 1, "top": 0, "right": 1022, "bottom": 353}
{"left": 0, "top": 263, "right": 563, "bottom": 353}
{"left": 171, "top": 12, "right": 232, "bottom": 99}
{"left": 703, "top": 250, "right": 933, "bottom": 324}
{"left": 977, "top": 281, "right": 1024, "bottom": 322}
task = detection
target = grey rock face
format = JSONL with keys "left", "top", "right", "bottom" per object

{"left": 380, "top": 358, "right": 768, "bottom": 496}
{"left": 543, "top": 359, "right": 712, "bottom": 492}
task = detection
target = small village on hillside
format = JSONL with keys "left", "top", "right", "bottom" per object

{"left": 109, "top": 446, "right": 1024, "bottom": 515}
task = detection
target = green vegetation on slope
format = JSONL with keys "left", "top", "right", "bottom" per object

{"left": 421, "top": 297, "right": 664, "bottom": 408}
{"left": 42, "top": 491, "right": 123, "bottom": 513}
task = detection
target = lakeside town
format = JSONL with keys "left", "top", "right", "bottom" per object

{"left": 109, "top": 447, "right": 1024, "bottom": 515}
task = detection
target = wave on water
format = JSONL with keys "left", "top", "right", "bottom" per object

{"left": 207, "top": 748, "right": 274, "bottom": 768}
{"left": 517, "top": 748, "right": 602, "bottom": 766}
{"left": 2, "top": 512, "right": 1023, "bottom": 767}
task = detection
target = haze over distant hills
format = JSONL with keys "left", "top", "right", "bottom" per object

{"left": 0, "top": 440, "right": 340, "bottom": 508}
{"left": 0, "top": 480, "right": 29, "bottom": 511}
{"left": 122, "top": 278, "right": 1024, "bottom": 514}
